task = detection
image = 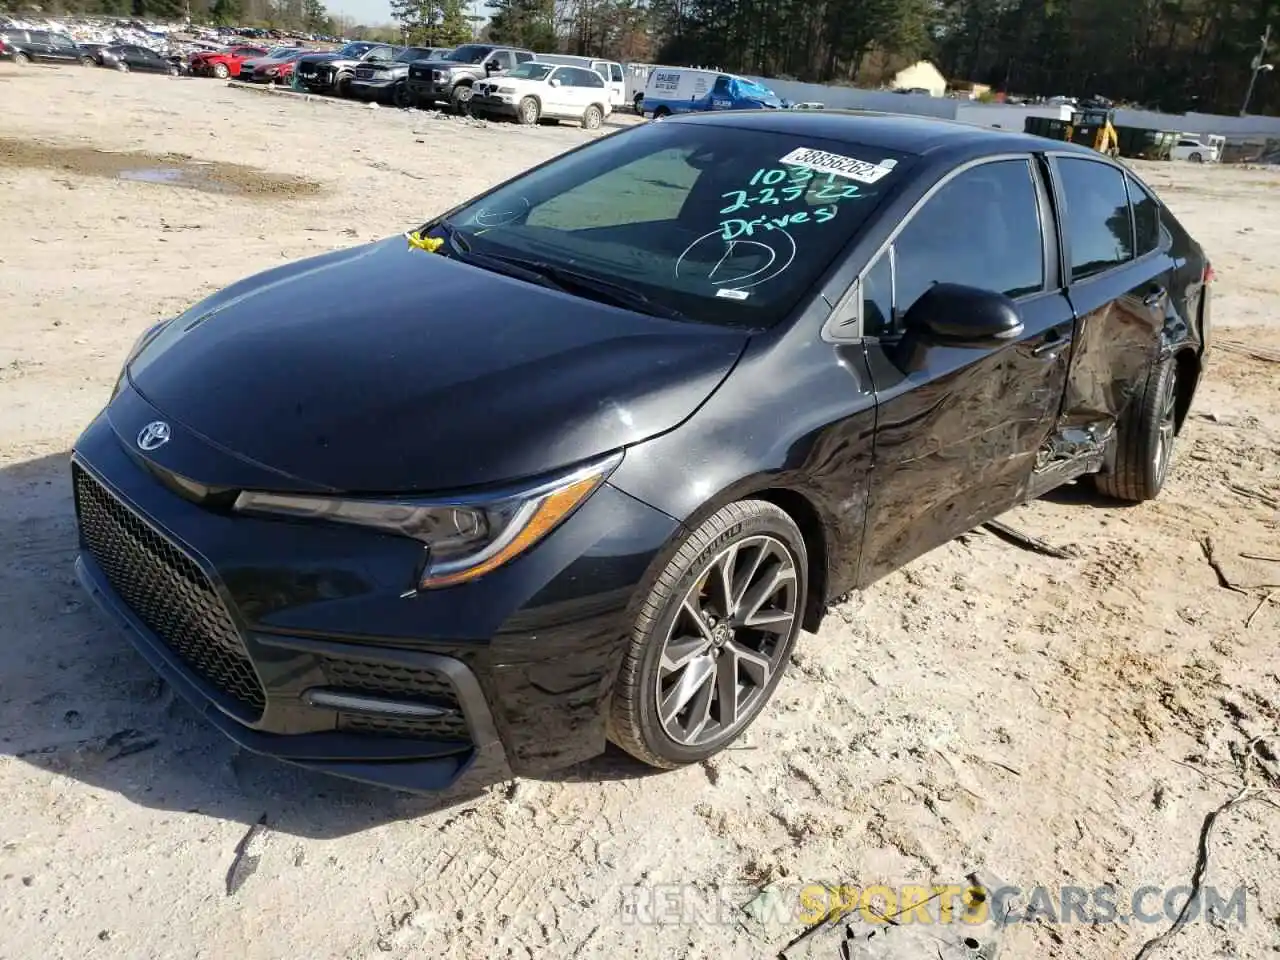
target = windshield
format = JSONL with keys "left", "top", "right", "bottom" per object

{"left": 445, "top": 44, "right": 492, "bottom": 64}
{"left": 338, "top": 42, "right": 374, "bottom": 58}
{"left": 509, "top": 63, "right": 554, "bottom": 81}
{"left": 397, "top": 47, "right": 436, "bottom": 62}
{"left": 432, "top": 122, "right": 913, "bottom": 329}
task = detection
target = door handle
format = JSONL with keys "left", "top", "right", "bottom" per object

{"left": 1143, "top": 287, "right": 1167, "bottom": 307}
{"left": 1031, "top": 329, "right": 1072, "bottom": 357}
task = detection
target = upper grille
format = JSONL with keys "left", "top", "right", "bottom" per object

{"left": 73, "top": 463, "right": 266, "bottom": 721}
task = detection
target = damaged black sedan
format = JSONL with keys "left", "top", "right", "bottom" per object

{"left": 70, "top": 111, "right": 1211, "bottom": 792}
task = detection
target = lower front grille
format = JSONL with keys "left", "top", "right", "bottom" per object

{"left": 321, "top": 655, "right": 470, "bottom": 742}
{"left": 338, "top": 712, "right": 471, "bottom": 742}
{"left": 72, "top": 462, "right": 267, "bottom": 721}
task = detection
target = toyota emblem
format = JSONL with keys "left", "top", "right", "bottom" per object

{"left": 136, "top": 420, "right": 171, "bottom": 452}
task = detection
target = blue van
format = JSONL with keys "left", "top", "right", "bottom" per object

{"left": 641, "top": 67, "right": 784, "bottom": 118}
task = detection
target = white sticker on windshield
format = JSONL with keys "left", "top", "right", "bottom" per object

{"left": 779, "top": 147, "right": 896, "bottom": 184}
{"left": 716, "top": 288, "right": 750, "bottom": 301}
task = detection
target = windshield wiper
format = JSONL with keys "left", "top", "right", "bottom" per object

{"left": 479, "top": 255, "right": 688, "bottom": 321}
{"left": 433, "top": 222, "right": 569, "bottom": 291}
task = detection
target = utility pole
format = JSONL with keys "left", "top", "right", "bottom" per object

{"left": 1241, "top": 23, "right": 1273, "bottom": 117}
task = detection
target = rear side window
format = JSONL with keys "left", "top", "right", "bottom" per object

{"left": 1056, "top": 157, "right": 1134, "bottom": 280}
{"left": 892, "top": 158, "right": 1045, "bottom": 319}
{"left": 1128, "top": 175, "right": 1160, "bottom": 257}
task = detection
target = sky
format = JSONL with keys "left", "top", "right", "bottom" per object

{"left": 328, "top": 0, "right": 488, "bottom": 28}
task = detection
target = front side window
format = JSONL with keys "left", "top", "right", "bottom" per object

{"left": 441, "top": 123, "right": 913, "bottom": 328}
{"left": 610, "top": 63, "right": 623, "bottom": 82}
{"left": 1056, "top": 157, "right": 1134, "bottom": 280}
{"left": 892, "top": 158, "right": 1045, "bottom": 321}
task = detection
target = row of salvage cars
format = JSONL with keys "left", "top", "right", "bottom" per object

{"left": 200, "top": 39, "right": 621, "bottom": 127}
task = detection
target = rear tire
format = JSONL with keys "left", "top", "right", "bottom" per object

{"left": 167, "top": 64, "right": 179, "bottom": 76}
{"left": 1093, "top": 355, "right": 1179, "bottom": 502}
{"left": 633, "top": 93, "right": 644, "bottom": 114}
{"left": 1189, "top": 151, "right": 1203, "bottom": 163}
{"left": 517, "top": 96, "right": 539, "bottom": 125}
{"left": 653, "top": 106, "right": 670, "bottom": 119}
{"left": 115, "top": 61, "right": 128, "bottom": 73}
{"left": 582, "top": 104, "right": 603, "bottom": 129}
{"left": 213, "top": 62, "right": 229, "bottom": 79}
{"left": 79, "top": 55, "right": 94, "bottom": 67}
{"left": 608, "top": 500, "right": 807, "bottom": 769}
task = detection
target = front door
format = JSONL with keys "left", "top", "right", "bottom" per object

{"left": 1049, "top": 155, "right": 1168, "bottom": 433}
{"left": 858, "top": 156, "right": 1076, "bottom": 585}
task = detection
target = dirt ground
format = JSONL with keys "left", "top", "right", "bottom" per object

{"left": 1, "top": 65, "right": 1278, "bottom": 960}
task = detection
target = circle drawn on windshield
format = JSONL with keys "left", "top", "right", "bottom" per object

{"left": 675, "top": 228, "right": 797, "bottom": 290}
{"left": 471, "top": 197, "right": 530, "bottom": 228}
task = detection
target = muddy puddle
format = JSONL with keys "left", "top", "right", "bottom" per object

{"left": 0, "top": 137, "right": 322, "bottom": 198}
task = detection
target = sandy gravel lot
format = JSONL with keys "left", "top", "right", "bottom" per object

{"left": 1, "top": 65, "right": 1278, "bottom": 960}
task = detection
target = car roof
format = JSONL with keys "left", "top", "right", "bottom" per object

{"left": 669, "top": 109, "right": 1109, "bottom": 159}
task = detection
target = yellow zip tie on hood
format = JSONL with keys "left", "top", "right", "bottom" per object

{"left": 406, "top": 230, "right": 444, "bottom": 253}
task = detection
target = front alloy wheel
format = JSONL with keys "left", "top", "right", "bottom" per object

{"left": 609, "top": 500, "right": 807, "bottom": 768}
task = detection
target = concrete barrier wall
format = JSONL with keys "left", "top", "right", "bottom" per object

{"left": 623, "top": 62, "right": 1280, "bottom": 144}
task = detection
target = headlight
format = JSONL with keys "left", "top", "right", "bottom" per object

{"left": 497, "top": 85, "right": 514, "bottom": 94}
{"left": 233, "top": 452, "right": 622, "bottom": 589}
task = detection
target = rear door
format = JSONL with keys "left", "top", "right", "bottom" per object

{"left": 852, "top": 155, "right": 1077, "bottom": 584}
{"left": 48, "top": 33, "right": 80, "bottom": 62}
{"left": 1048, "top": 154, "right": 1168, "bottom": 435}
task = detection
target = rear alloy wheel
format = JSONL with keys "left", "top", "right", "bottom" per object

{"left": 213, "top": 62, "right": 229, "bottom": 79}
{"left": 582, "top": 104, "right": 603, "bottom": 130}
{"left": 79, "top": 55, "right": 94, "bottom": 67}
{"left": 1093, "top": 355, "right": 1180, "bottom": 502}
{"left": 13, "top": 51, "right": 30, "bottom": 65}
{"left": 115, "top": 61, "right": 129, "bottom": 73}
{"left": 517, "top": 95, "right": 539, "bottom": 125}
{"left": 608, "top": 500, "right": 807, "bottom": 768}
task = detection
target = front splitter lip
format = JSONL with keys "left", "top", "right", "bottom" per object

{"left": 74, "top": 553, "right": 515, "bottom": 794}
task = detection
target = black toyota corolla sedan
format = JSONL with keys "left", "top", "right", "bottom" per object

{"left": 71, "top": 111, "right": 1211, "bottom": 792}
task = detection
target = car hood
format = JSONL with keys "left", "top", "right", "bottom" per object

{"left": 413, "top": 58, "right": 471, "bottom": 71}
{"left": 125, "top": 237, "right": 749, "bottom": 494}
{"left": 298, "top": 52, "right": 349, "bottom": 64}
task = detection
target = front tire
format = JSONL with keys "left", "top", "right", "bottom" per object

{"left": 13, "top": 51, "right": 30, "bottom": 65}
{"left": 608, "top": 500, "right": 807, "bottom": 769}
{"left": 1189, "top": 151, "right": 1203, "bottom": 163}
{"left": 79, "top": 55, "right": 94, "bottom": 67}
{"left": 450, "top": 84, "right": 473, "bottom": 114}
{"left": 392, "top": 81, "right": 412, "bottom": 108}
{"left": 517, "top": 95, "right": 539, "bottom": 125}
{"left": 1093, "top": 355, "right": 1179, "bottom": 502}
{"left": 115, "top": 61, "right": 128, "bottom": 73}
{"left": 213, "top": 62, "right": 229, "bottom": 79}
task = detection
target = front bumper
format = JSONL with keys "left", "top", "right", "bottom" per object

{"left": 296, "top": 68, "right": 338, "bottom": 92}
{"left": 349, "top": 77, "right": 396, "bottom": 97}
{"left": 471, "top": 93, "right": 519, "bottom": 116}
{"left": 406, "top": 75, "right": 458, "bottom": 100}
{"left": 70, "top": 392, "right": 680, "bottom": 792}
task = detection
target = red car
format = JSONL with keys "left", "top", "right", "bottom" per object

{"left": 190, "top": 44, "right": 268, "bottom": 79}
{"left": 244, "top": 48, "right": 313, "bottom": 85}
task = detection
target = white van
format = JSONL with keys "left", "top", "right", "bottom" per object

{"left": 531, "top": 53, "right": 625, "bottom": 108}
{"left": 641, "top": 66, "right": 782, "bottom": 118}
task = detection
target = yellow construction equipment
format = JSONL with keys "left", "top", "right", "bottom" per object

{"left": 1063, "top": 102, "right": 1121, "bottom": 157}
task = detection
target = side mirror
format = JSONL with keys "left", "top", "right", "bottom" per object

{"left": 485, "top": 59, "right": 499, "bottom": 71}
{"left": 901, "top": 283, "right": 1024, "bottom": 346}
{"left": 549, "top": 77, "right": 560, "bottom": 87}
